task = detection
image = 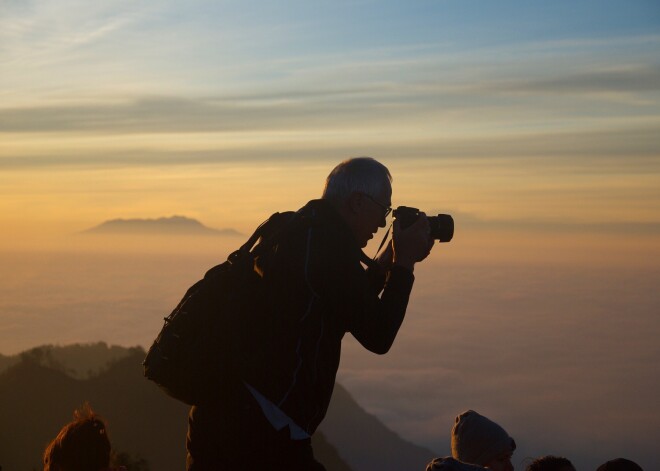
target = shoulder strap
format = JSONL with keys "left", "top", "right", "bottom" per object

{"left": 228, "top": 211, "right": 299, "bottom": 264}
{"left": 237, "top": 207, "right": 381, "bottom": 271}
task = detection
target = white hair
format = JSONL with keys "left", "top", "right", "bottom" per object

{"left": 322, "top": 157, "right": 392, "bottom": 204}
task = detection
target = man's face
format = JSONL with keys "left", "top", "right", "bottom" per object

{"left": 352, "top": 185, "right": 392, "bottom": 248}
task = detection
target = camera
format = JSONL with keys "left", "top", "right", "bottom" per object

{"left": 392, "top": 206, "right": 454, "bottom": 243}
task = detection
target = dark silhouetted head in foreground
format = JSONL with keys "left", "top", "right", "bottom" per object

{"left": 43, "top": 403, "right": 111, "bottom": 471}
{"left": 525, "top": 455, "right": 576, "bottom": 471}
{"left": 596, "top": 458, "right": 644, "bottom": 471}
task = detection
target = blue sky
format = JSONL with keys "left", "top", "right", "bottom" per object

{"left": 2, "top": 0, "right": 659, "bottom": 102}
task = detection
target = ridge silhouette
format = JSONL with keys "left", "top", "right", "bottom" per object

{"left": 82, "top": 216, "right": 242, "bottom": 236}
{"left": 0, "top": 343, "right": 435, "bottom": 471}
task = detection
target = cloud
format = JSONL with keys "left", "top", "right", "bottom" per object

{"left": 478, "top": 64, "right": 660, "bottom": 97}
{"left": 0, "top": 89, "right": 659, "bottom": 142}
{"left": 3, "top": 28, "right": 660, "bottom": 137}
{"left": 0, "top": 0, "right": 148, "bottom": 66}
{"left": 455, "top": 213, "right": 660, "bottom": 236}
{"left": 0, "top": 92, "right": 392, "bottom": 133}
{"left": 337, "top": 261, "right": 660, "bottom": 452}
{"left": 2, "top": 123, "right": 658, "bottom": 165}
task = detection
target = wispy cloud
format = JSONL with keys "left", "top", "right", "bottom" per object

{"left": 447, "top": 210, "right": 660, "bottom": 236}
{"left": 0, "top": 92, "right": 398, "bottom": 133}
{"left": 474, "top": 64, "right": 660, "bottom": 101}
{"left": 0, "top": 1, "right": 147, "bottom": 66}
{"left": 1, "top": 121, "right": 659, "bottom": 166}
{"left": 2, "top": 23, "right": 658, "bottom": 142}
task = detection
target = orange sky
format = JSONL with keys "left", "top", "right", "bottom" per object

{"left": 1, "top": 2, "right": 659, "bottom": 468}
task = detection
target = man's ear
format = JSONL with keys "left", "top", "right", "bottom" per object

{"left": 346, "top": 192, "right": 363, "bottom": 214}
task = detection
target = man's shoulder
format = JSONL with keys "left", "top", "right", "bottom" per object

{"left": 262, "top": 200, "right": 357, "bottom": 261}
{"left": 297, "top": 199, "right": 340, "bottom": 223}
{"left": 298, "top": 200, "right": 358, "bottom": 249}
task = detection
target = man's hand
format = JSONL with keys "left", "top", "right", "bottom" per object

{"left": 375, "top": 239, "right": 394, "bottom": 270}
{"left": 392, "top": 213, "right": 434, "bottom": 272}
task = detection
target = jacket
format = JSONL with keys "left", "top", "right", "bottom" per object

{"left": 244, "top": 199, "right": 415, "bottom": 434}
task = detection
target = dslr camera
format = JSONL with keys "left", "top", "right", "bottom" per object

{"left": 393, "top": 206, "right": 454, "bottom": 243}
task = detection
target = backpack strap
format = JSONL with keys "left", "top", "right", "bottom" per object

{"left": 234, "top": 206, "right": 384, "bottom": 273}
{"left": 228, "top": 212, "right": 300, "bottom": 265}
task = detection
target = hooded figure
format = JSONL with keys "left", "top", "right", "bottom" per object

{"left": 451, "top": 410, "right": 516, "bottom": 471}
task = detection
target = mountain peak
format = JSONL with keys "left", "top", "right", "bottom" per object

{"left": 83, "top": 216, "right": 241, "bottom": 236}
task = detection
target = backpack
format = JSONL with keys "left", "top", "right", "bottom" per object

{"left": 142, "top": 211, "right": 298, "bottom": 405}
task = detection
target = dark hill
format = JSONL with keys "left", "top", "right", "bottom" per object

{"left": 0, "top": 352, "right": 17, "bottom": 373}
{"left": 320, "top": 383, "right": 437, "bottom": 471}
{"left": 0, "top": 348, "right": 189, "bottom": 471}
{"left": 0, "top": 348, "right": 351, "bottom": 471}
{"left": 0, "top": 342, "right": 133, "bottom": 378}
{"left": 83, "top": 216, "right": 241, "bottom": 236}
{"left": 0, "top": 344, "right": 436, "bottom": 470}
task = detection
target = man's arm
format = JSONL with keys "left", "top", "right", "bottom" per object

{"left": 339, "top": 215, "right": 434, "bottom": 354}
{"left": 350, "top": 264, "right": 415, "bottom": 354}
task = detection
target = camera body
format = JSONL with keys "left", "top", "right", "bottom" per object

{"left": 392, "top": 206, "right": 454, "bottom": 243}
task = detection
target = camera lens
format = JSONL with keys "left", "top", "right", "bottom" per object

{"left": 429, "top": 214, "right": 454, "bottom": 243}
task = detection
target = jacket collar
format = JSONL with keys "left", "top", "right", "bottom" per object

{"left": 300, "top": 199, "right": 379, "bottom": 270}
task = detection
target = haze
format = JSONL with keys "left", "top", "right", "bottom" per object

{"left": 1, "top": 1, "right": 659, "bottom": 469}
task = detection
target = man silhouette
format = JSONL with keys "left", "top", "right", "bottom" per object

{"left": 186, "top": 157, "right": 435, "bottom": 470}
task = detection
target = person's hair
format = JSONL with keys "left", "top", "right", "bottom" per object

{"left": 43, "top": 403, "right": 111, "bottom": 471}
{"left": 526, "top": 455, "right": 576, "bottom": 471}
{"left": 596, "top": 458, "right": 644, "bottom": 471}
{"left": 322, "top": 157, "right": 392, "bottom": 204}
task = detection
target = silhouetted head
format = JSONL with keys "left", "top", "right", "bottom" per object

{"left": 525, "top": 455, "right": 576, "bottom": 471}
{"left": 451, "top": 410, "right": 516, "bottom": 471}
{"left": 322, "top": 157, "right": 392, "bottom": 248}
{"left": 596, "top": 458, "right": 644, "bottom": 471}
{"left": 43, "top": 403, "right": 111, "bottom": 471}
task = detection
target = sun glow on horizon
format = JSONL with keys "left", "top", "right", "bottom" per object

{"left": 1, "top": 1, "right": 659, "bottom": 469}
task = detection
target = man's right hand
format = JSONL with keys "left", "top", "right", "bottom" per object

{"left": 392, "top": 213, "right": 435, "bottom": 272}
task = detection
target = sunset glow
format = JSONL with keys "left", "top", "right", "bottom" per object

{"left": 1, "top": 1, "right": 659, "bottom": 469}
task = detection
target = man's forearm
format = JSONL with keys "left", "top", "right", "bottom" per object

{"left": 352, "top": 265, "right": 415, "bottom": 354}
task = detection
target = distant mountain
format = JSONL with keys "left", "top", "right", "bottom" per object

{"left": 0, "top": 352, "right": 17, "bottom": 375}
{"left": 0, "top": 344, "right": 436, "bottom": 471}
{"left": 320, "top": 383, "right": 437, "bottom": 471}
{"left": 83, "top": 216, "right": 241, "bottom": 236}
{"left": 0, "top": 342, "right": 133, "bottom": 378}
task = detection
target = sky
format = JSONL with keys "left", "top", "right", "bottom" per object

{"left": 1, "top": 0, "right": 659, "bottom": 242}
{"left": 1, "top": 0, "right": 660, "bottom": 469}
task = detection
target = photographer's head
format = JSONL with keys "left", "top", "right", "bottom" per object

{"left": 323, "top": 157, "right": 392, "bottom": 248}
